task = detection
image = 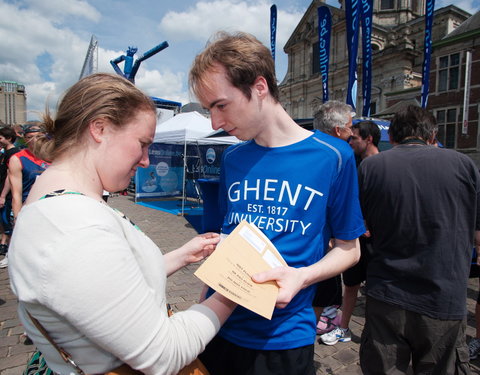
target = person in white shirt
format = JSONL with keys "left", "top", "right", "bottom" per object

{"left": 9, "top": 73, "right": 237, "bottom": 375}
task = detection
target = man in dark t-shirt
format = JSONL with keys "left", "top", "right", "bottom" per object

{"left": 320, "top": 120, "right": 380, "bottom": 345}
{"left": 0, "top": 126, "right": 19, "bottom": 264}
{"left": 358, "top": 105, "right": 480, "bottom": 374}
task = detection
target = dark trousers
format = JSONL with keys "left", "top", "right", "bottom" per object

{"left": 0, "top": 198, "right": 13, "bottom": 235}
{"left": 199, "top": 335, "right": 315, "bottom": 375}
{"left": 360, "top": 296, "right": 470, "bottom": 375}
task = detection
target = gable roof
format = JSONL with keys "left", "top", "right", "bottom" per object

{"left": 444, "top": 10, "right": 480, "bottom": 39}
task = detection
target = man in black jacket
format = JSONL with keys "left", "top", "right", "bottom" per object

{"left": 358, "top": 105, "right": 479, "bottom": 374}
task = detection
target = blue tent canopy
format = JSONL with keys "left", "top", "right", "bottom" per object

{"left": 353, "top": 118, "right": 390, "bottom": 141}
{"left": 150, "top": 96, "right": 182, "bottom": 109}
{"left": 295, "top": 117, "right": 391, "bottom": 142}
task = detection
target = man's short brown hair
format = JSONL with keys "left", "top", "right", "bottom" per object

{"left": 189, "top": 31, "right": 279, "bottom": 103}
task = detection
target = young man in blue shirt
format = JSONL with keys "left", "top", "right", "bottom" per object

{"left": 189, "top": 31, "right": 364, "bottom": 375}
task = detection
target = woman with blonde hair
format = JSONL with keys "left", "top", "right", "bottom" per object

{"left": 9, "top": 73, "right": 236, "bottom": 375}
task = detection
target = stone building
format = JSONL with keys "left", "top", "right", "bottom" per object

{"left": 0, "top": 81, "right": 26, "bottom": 126}
{"left": 278, "top": 0, "right": 470, "bottom": 120}
{"left": 421, "top": 11, "right": 479, "bottom": 162}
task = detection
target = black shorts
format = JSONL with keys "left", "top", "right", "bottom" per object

{"left": 470, "top": 262, "right": 480, "bottom": 304}
{"left": 343, "top": 236, "right": 372, "bottom": 286}
{"left": 312, "top": 275, "right": 342, "bottom": 307}
{"left": 199, "top": 335, "right": 315, "bottom": 375}
{"left": 470, "top": 264, "right": 480, "bottom": 278}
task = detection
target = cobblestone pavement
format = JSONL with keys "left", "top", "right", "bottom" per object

{"left": 1, "top": 194, "right": 480, "bottom": 374}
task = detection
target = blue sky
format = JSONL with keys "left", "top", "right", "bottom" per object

{"left": 1, "top": 0, "right": 479, "bottom": 120}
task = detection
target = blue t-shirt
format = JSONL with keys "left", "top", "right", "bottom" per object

{"left": 15, "top": 149, "right": 49, "bottom": 202}
{"left": 210, "top": 130, "right": 365, "bottom": 350}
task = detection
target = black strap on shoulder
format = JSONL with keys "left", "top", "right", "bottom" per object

{"left": 26, "top": 311, "right": 86, "bottom": 375}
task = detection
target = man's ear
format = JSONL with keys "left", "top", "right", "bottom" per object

{"left": 366, "top": 135, "right": 373, "bottom": 145}
{"left": 252, "top": 76, "right": 269, "bottom": 99}
{"left": 89, "top": 118, "right": 107, "bottom": 143}
{"left": 334, "top": 126, "right": 342, "bottom": 138}
{"left": 427, "top": 130, "right": 438, "bottom": 145}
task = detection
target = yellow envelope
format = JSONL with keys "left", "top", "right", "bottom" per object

{"left": 194, "top": 220, "right": 287, "bottom": 320}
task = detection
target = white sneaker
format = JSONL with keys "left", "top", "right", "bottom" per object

{"left": 320, "top": 327, "right": 351, "bottom": 345}
{"left": 0, "top": 254, "right": 8, "bottom": 268}
{"left": 469, "top": 337, "right": 480, "bottom": 360}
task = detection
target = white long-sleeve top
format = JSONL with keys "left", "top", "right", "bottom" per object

{"left": 9, "top": 194, "right": 220, "bottom": 375}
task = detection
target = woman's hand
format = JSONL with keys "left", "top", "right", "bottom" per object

{"left": 164, "top": 232, "right": 221, "bottom": 276}
{"left": 180, "top": 232, "right": 221, "bottom": 264}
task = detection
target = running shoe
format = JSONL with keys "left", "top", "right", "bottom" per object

{"left": 0, "top": 244, "right": 7, "bottom": 256}
{"left": 0, "top": 254, "right": 7, "bottom": 269}
{"left": 469, "top": 337, "right": 480, "bottom": 360}
{"left": 320, "top": 327, "right": 351, "bottom": 345}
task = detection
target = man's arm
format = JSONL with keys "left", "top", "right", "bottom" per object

{"left": 253, "top": 238, "right": 360, "bottom": 309}
{"left": 0, "top": 175, "right": 11, "bottom": 207}
{"left": 476, "top": 231, "right": 480, "bottom": 266}
{"left": 9, "top": 156, "right": 23, "bottom": 220}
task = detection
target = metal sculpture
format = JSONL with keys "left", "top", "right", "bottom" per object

{"left": 110, "top": 41, "right": 169, "bottom": 83}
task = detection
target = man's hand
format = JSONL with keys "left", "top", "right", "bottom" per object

{"left": 252, "top": 266, "right": 306, "bottom": 309}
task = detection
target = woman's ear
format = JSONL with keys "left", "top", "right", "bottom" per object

{"left": 89, "top": 118, "right": 107, "bottom": 143}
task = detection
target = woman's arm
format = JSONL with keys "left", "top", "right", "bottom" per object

{"left": 34, "top": 226, "right": 231, "bottom": 375}
{"left": 163, "top": 232, "right": 220, "bottom": 276}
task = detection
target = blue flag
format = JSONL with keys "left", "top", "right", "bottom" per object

{"left": 270, "top": 5, "right": 277, "bottom": 62}
{"left": 360, "top": 0, "right": 373, "bottom": 116}
{"left": 318, "top": 6, "right": 332, "bottom": 103}
{"left": 421, "top": 0, "right": 435, "bottom": 108}
{"left": 345, "top": 0, "right": 360, "bottom": 111}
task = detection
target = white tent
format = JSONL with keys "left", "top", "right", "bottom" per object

{"left": 148, "top": 111, "right": 239, "bottom": 213}
{"left": 154, "top": 111, "right": 238, "bottom": 145}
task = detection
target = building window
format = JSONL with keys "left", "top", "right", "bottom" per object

{"left": 437, "top": 53, "right": 460, "bottom": 92}
{"left": 436, "top": 108, "right": 457, "bottom": 148}
{"left": 411, "top": 0, "right": 421, "bottom": 13}
{"left": 381, "top": 0, "right": 395, "bottom": 10}
{"left": 370, "top": 102, "right": 377, "bottom": 115}
{"left": 312, "top": 42, "right": 320, "bottom": 75}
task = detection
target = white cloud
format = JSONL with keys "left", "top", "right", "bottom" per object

{"left": 0, "top": 1, "right": 96, "bottom": 118}
{"left": 27, "top": 81, "right": 59, "bottom": 117}
{"left": 436, "top": 0, "right": 479, "bottom": 13}
{"left": 158, "top": 0, "right": 304, "bottom": 49}
{"left": 0, "top": 0, "right": 111, "bottom": 120}
{"left": 25, "top": 0, "right": 101, "bottom": 22}
{"left": 135, "top": 69, "right": 188, "bottom": 105}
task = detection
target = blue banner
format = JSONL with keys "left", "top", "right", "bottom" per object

{"left": 421, "top": 0, "right": 435, "bottom": 108}
{"left": 318, "top": 6, "right": 332, "bottom": 103}
{"left": 136, "top": 143, "right": 184, "bottom": 199}
{"left": 270, "top": 4, "right": 277, "bottom": 62}
{"left": 135, "top": 143, "right": 230, "bottom": 199}
{"left": 345, "top": 0, "right": 360, "bottom": 111}
{"left": 360, "top": 0, "right": 373, "bottom": 116}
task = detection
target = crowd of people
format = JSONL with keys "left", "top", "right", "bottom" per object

{"left": 2, "top": 30, "right": 479, "bottom": 375}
